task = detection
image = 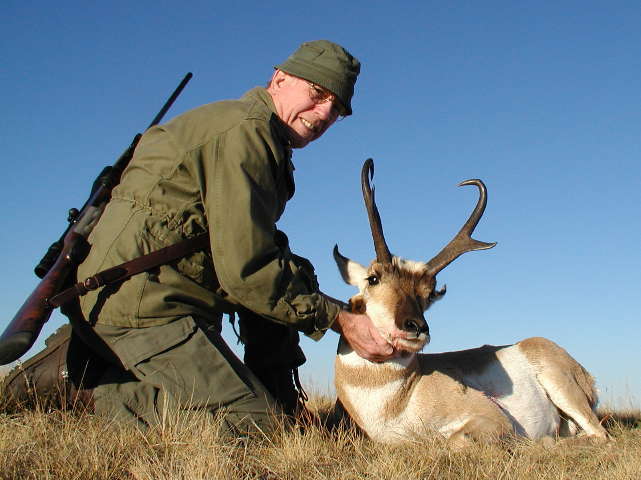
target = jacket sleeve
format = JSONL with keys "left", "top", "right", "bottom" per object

{"left": 202, "top": 119, "right": 340, "bottom": 340}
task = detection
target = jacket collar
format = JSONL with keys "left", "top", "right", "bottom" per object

{"left": 243, "top": 87, "right": 294, "bottom": 150}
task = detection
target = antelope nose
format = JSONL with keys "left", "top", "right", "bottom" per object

{"left": 404, "top": 319, "right": 429, "bottom": 336}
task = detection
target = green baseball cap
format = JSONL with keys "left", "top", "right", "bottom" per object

{"left": 276, "top": 40, "right": 361, "bottom": 116}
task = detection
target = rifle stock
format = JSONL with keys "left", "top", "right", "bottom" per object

{"left": 0, "top": 233, "right": 89, "bottom": 365}
{"left": 0, "top": 73, "right": 192, "bottom": 365}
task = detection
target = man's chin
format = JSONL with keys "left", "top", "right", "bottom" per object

{"left": 287, "top": 126, "right": 316, "bottom": 148}
{"left": 290, "top": 139, "right": 310, "bottom": 149}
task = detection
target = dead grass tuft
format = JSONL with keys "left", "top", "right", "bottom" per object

{"left": 0, "top": 395, "right": 639, "bottom": 479}
{"left": 599, "top": 407, "right": 641, "bottom": 430}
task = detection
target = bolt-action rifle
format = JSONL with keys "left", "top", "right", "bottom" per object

{"left": 0, "top": 73, "right": 193, "bottom": 365}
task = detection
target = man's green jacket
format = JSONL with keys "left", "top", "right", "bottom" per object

{"left": 77, "top": 87, "right": 341, "bottom": 340}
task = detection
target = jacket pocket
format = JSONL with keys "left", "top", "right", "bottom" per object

{"left": 105, "top": 316, "right": 198, "bottom": 369}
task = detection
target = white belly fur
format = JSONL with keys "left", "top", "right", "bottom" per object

{"left": 461, "top": 345, "right": 560, "bottom": 438}
{"left": 337, "top": 345, "right": 562, "bottom": 441}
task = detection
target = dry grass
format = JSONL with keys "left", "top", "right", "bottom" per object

{"left": 0, "top": 391, "right": 639, "bottom": 480}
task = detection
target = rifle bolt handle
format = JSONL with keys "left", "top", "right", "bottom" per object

{"left": 68, "top": 208, "right": 80, "bottom": 223}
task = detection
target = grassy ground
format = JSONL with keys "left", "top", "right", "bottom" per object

{"left": 0, "top": 392, "right": 639, "bottom": 480}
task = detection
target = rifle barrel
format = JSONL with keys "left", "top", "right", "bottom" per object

{"left": 147, "top": 72, "right": 193, "bottom": 129}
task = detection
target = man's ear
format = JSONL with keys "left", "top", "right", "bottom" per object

{"left": 333, "top": 245, "right": 368, "bottom": 288}
{"left": 270, "top": 69, "right": 288, "bottom": 90}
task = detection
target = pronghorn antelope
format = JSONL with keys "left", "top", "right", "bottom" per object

{"left": 333, "top": 159, "right": 609, "bottom": 447}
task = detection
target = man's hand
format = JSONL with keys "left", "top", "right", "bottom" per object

{"left": 331, "top": 310, "right": 395, "bottom": 362}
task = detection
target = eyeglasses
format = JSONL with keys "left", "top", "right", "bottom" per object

{"left": 306, "top": 81, "right": 346, "bottom": 118}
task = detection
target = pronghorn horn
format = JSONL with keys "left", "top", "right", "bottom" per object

{"left": 425, "top": 179, "right": 496, "bottom": 276}
{"left": 361, "top": 159, "right": 393, "bottom": 264}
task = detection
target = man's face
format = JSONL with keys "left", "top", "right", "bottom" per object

{"left": 268, "top": 70, "right": 344, "bottom": 148}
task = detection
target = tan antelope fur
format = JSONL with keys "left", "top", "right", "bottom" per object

{"left": 332, "top": 159, "right": 609, "bottom": 447}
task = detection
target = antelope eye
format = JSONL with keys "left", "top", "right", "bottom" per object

{"left": 366, "top": 275, "right": 379, "bottom": 286}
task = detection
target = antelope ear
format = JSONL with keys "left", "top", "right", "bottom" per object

{"left": 333, "top": 245, "right": 368, "bottom": 287}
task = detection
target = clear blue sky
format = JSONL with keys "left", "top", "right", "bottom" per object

{"left": 2, "top": 1, "right": 639, "bottom": 408}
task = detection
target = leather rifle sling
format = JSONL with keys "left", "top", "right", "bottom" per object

{"left": 48, "top": 233, "right": 211, "bottom": 308}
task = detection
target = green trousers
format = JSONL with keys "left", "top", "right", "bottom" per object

{"left": 93, "top": 315, "right": 280, "bottom": 434}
